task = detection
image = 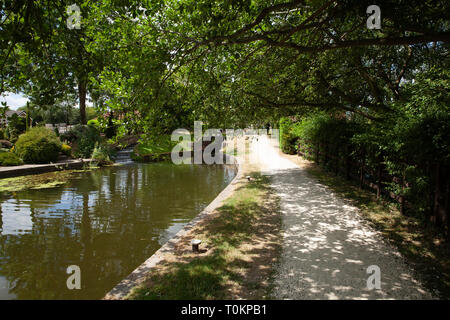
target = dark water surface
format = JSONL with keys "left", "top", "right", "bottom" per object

{"left": 0, "top": 163, "right": 236, "bottom": 299}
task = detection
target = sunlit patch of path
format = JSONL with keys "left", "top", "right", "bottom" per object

{"left": 252, "top": 135, "right": 432, "bottom": 300}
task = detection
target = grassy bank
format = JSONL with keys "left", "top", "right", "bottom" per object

{"left": 129, "top": 172, "right": 281, "bottom": 300}
{"left": 284, "top": 155, "right": 450, "bottom": 299}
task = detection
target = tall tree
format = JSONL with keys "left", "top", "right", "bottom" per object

{"left": 1, "top": 0, "right": 104, "bottom": 124}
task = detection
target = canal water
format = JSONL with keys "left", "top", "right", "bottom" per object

{"left": 0, "top": 162, "right": 237, "bottom": 299}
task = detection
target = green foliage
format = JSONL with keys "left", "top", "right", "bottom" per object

{"left": 7, "top": 114, "right": 26, "bottom": 143}
{"left": 131, "top": 133, "right": 191, "bottom": 162}
{"left": 86, "top": 107, "right": 99, "bottom": 121}
{"left": 87, "top": 116, "right": 116, "bottom": 139}
{"left": 0, "top": 128, "right": 5, "bottom": 140}
{"left": 87, "top": 119, "right": 100, "bottom": 130}
{"left": 1, "top": 0, "right": 448, "bottom": 226}
{"left": 284, "top": 67, "right": 449, "bottom": 221}
{"left": 279, "top": 117, "right": 298, "bottom": 155}
{"left": 18, "top": 100, "right": 97, "bottom": 126}
{"left": 280, "top": 113, "right": 357, "bottom": 156}
{"left": 2, "top": 0, "right": 449, "bottom": 134}
{"left": 61, "top": 144, "right": 72, "bottom": 157}
{"left": 14, "top": 127, "right": 62, "bottom": 164}
{"left": 134, "top": 135, "right": 177, "bottom": 158}
{"left": 394, "top": 67, "right": 450, "bottom": 165}
{"left": 59, "top": 125, "right": 81, "bottom": 143}
{"left": 350, "top": 67, "right": 449, "bottom": 214}
{"left": 60, "top": 125, "right": 102, "bottom": 158}
{"left": 91, "top": 142, "right": 114, "bottom": 166}
{"left": 0, "top": 152, "right": 23, "bottom": 166}
{"left": 76, "top": 127, "right": 102, "bottom": 158}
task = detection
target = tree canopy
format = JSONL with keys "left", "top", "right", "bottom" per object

{"left": 0, "top": 0, "right": 448, "bottom": 130}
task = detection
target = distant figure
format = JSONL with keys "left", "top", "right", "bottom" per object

{"left": 265, "top": 123, "right": 270, "bottom": 135}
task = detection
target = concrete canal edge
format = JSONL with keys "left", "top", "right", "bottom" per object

{"left": 103, "top": 155, "right": 243, "bottom": 300}
{"left": 0, "top": 159, "right": 94, "bottom": 179}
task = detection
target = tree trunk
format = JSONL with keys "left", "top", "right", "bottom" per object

{"left": 78, "top": 80, "right": 87, "bottom": 125}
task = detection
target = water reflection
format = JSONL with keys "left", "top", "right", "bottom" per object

{"left": 0, "top": 163, "right": 236, "bottom": 299}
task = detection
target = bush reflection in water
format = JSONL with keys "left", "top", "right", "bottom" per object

{"left": 0, "top": 163, "right": 236, "bottom": 300}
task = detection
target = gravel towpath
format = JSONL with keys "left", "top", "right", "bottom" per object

{"left": 252, "top": 135, "right": 432, "bottom": 299}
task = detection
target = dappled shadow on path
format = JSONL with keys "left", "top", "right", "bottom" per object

{"left": 270, "top": 167, "right": 432, "bottom": 300}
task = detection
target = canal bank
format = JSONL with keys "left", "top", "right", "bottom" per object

{"left": 104, "top": 145, "right": 283, "bottom": 300}
{"left": 0, "top": 158, "right": 94, "bottom": 179}
{"left": 104, "top": 155, "right": 245, "bottom": 299}
{"left": 0, "top": 161, "right": 236, "bottom": 299}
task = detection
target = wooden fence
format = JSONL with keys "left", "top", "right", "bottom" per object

{"left": 296, "top": 139, "right": 449, "bottom": 238}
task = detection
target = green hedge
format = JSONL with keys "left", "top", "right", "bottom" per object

{"left": 14, "top": 127, "right": 62, "bottom": 164}
{"left": 279, "top": 102, "right": 449, "bottom": 223}
{"left": 279, "top": 117, "right": 298, "bottom": 154}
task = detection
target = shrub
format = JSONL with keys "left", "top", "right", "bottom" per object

{"left": 61, "top": 144, "right": 72, "bottom": 156}
{"left": 279, "top": 117, "right": 298, "bottom": 154}
{"left": 14, "top": 127, "right": 62, "bottom": 164}
{"left": 0, "top": 152, "right": 23, "bottom": 166}
{"left": 60, "top": 124, "right": 102, "bottom": 158}
{"left": 91, "top": 143, "right": 114, "bottom": 166}
{"left": 6, "top": 114, "right": 26, "bottom": 143}
{"left": 0, "top": 128, "right": 4, "bottom": 140}
{"left": 76, "top": 126, "right": 102, "bottom": 158}
{"left": 59, "top": 125, "right": 81, "bottom": 143}
{"left": 87, "top": 119, "right": 100, "bottom": 130}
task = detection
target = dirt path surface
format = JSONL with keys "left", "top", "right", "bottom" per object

{"left": 252, "top": 135, "right": 433, "bottom": 299}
